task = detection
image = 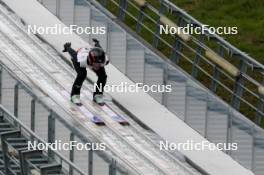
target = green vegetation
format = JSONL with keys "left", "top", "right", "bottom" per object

{"left": 168, "top": 0, "right": 264, "bottom": 64}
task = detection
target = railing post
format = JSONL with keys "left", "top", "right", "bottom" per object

{"left": 136, "top": 6, "right": 145, "bottom": 33}
{"left": 255, "top": 74, "right": 264, "bottom": 125}
{"left": 48, "top": 111, "right": 55, "bottom": 159}
{"left": 204, "top": 94, "right": 209, "bottom": 138}
{"left": 170, "top": 16, "right": 184, "bottom": 64}
{"left": 152, "top": 1, "right": 168, "bottom": 47}
{"left": 183, "top": 84, "right": 188, "bottom": 122}
{"left": 153, "top": 17, "right": 162, "bottom": 48}
{"left": 69, "top": 133, "right": 74, "bottom": 175}
{"left": 231, "top": 57, "right": 247, "bottom": 110}
{"left": 31, "top": 99, "right": 35, "bottom": 131}
{"left": 109, "top": 159, "right": 117, "bottom": 175}
{"left": 210, "top": 45, "right": 224, "bottom": 92}
{"left": 88, "top": 150, "right": 93, "bottom": 175}
{"left": 226, "top": 108, "right": 233, "bottom": 155}
{"left": 251, "top": 127, "right": 256, "bottom": 173}
{"left": 158, "top": 0, "right": 166, "bottom": 14}
{"left": 162, "top": 63, "right": 168, "bottom": 106}
{"left": 256, "top": 98, "right": 264, "bottom": 125}
{"left": 30, "top": 99, "right": 35, "bottom": 141}
{"left": 14, "top": 83, "right": 19, "bottom": 119}
{"left": 191, "top": 34, "right": 205, "bottom": 77}
{"left": 56, "top": 0, "right": 61, "bottom": 19}
{"left": 143, "top": 54, "right": 146, "bottom": 84}
{"left": 1, "top": 137, "right": 10, "bottom": 174}
{"left": 118, "top": 0, "right": 127, "bottom": 21}
{"left": 0, "top": 66, "right": 2, "bottom": 104}
{"left": 100, "top": 0, "right": 107, "bottom": 7}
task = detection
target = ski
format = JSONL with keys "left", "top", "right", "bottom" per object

{"left": 101, "top": 104, "right": 129, "bottom": 125}
{"left": 61, "top": 91, "right": 105, "bottom": 125}
{"left": 84, "top": 91, "right": 129, "bottom": 125}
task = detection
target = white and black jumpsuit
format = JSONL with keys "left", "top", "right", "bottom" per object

{"left": 66, "top": 43, "right": 108, "bottom": 98}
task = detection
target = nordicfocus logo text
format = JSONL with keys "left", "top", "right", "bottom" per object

{"left": 94, "top": 82, "right": 172, "bottom": 93}
{"left": 28, "top": 140, "right": 106, "bottom": 151}
{"left": 160, "top": 140, "right": 238, "bottom": 151}
{"left": 160, "top": 24, "right": 238, "bottom": 35}
{"left": 27, "top": 24, "right": 106, "bottom": 35}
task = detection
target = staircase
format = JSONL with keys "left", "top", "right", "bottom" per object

{"left": 37, "top": 0, "right": 264, "bottom": 174}
{"left": 0, "top": 108, "right": 70, "bottom": 175}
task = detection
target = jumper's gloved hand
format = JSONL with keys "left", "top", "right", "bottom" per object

{"left": 92, "top": 38, "right": 99, "bottom": 44}
{"left": 92, "top": 38, "right": 101, "bottom": 48}
{"left": 105, "top": 60, "right": 109, "bottom": 65}
{"left": 62, "top": 42, "right": 71, "bottom": 52}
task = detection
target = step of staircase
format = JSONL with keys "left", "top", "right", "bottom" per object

{"left": 0, "top": 116, "right": 66, "bottom": 175}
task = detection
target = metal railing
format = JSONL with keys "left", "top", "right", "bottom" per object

{"left": 0, "top": 104, "right": 86, "bottom": 175}
{"left": 0, "top": 62, "right": 129, "bottom": 175}
{"left": 95, "top": 0, "right": 264, "bottom": 126}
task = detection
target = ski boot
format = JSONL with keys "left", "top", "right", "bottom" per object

{"left": 93, "top": 94, "right": 105, "bottom": 106}
{"left": 71, "top": 95, "right": 82, "bottom": 106}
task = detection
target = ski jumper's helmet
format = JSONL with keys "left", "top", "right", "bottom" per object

{"left": 88, "top": 47, "right": 105, "bottom": 64}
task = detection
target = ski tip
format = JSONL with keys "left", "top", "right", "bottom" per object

{"left": 76, "top": 103, "right": 83, "bottom": 106}
{"left": 98, "top": 103, "right": 105, "bottom": 106}
{"left": 92, "top": 116, "right": 105, "bottom": 125}
{"left": 95, "top": 122, "right": 105, "bottom": 126}
{"left": 112, "top": 115, "right": 129, "bottom": 125}
{"left": 119, "top": 121, "right": 130, "bottom": 126}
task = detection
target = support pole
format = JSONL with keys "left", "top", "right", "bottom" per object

{"left": 231, "top": 57, "right": 247, "bottom": 110}
{"left": 0, "top": 66, "right": 2, "bottom": 104}
{"left": 226, "top": 108, "right": 233, "bottom": 155}
{"left": 88, "top": 150, "right": 93, "bottom": 175}
{"left": 14, "top": 83, "right": 19, "bottom": 127}
{"left": 30, "top": 99, "right": 36, "bottom": 141}
{"left": 136, "top": 6, "right": 145, "bottom": 33}
{"left": 56, "top": 0, "right": 61, "bottom": 19}
{"left": 162, "top": 63, "right": 168, "bottom": 106}
{"left": 48, "top": 112, "right": 55, "bottom": 159}
{"left": 191, "top": 34, "right": 204, "bottom": 77}
{"left": 256, "top": 81, "right": 264, "bottom": 125}
{"left": 109, "top": 159, "right": 117, "bottom": 175}
{"left": 210, "top": 45, "right": 224, "bottom": 92}
{"left": 251, "top": 128, "right": 256, "bottom": 172}
{"left": 118, "top": 0, "right": 127, "bottom": 21}
{"left": 170, "top": 16, "right": 184, "bottom": 64}
{"left": 101, "top": 0, "right": 107, "bottom": 6}
{"left": 152, "top": 18, "right": 161, "bottom": 48}
{"left": 69, "top": 133, "right": 74, "bottom": 175}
